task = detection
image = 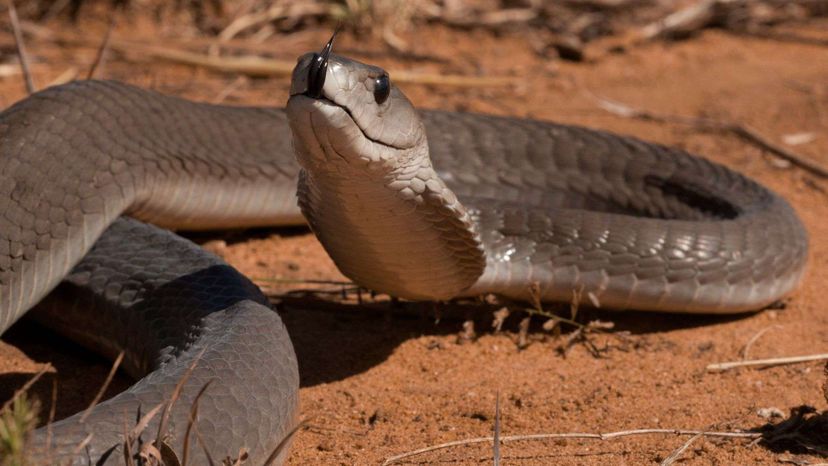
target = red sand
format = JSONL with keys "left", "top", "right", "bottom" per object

{"left": 1, "top": 13, "right": 827, "bottom": 465}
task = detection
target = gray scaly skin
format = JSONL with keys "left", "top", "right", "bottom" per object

{"left": 0, "top": 81, "right": 300, "bottom": 464}
{"left": 0, "top": 46, "right": 808, "bottom": 463}
{"left": 287, "top": 51, "right": 808, "bottom": 313}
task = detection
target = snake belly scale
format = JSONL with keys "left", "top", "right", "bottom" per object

{"left": 0, "top": 42, "right": 808, "bottom": 464}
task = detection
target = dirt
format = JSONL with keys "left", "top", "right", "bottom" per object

{"left": 0, "top": 8, "right": 827, "bottom": 466}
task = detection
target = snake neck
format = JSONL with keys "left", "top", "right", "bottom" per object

{"left": 296, "top": 151, "right": 486, "bottom": 301}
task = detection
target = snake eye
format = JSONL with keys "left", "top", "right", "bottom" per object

{"left": 373, "top": 74, "right": 390, "bottom": 105}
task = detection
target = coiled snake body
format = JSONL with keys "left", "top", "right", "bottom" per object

{"left": 0, "top": 44, "right": 807, "bottom": 464}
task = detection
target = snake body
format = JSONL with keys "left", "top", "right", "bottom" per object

{"left": 0, "top": 48, "right": 807, "bottom": 464}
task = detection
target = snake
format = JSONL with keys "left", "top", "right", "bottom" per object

{"left": 0, "top": 34, "right": 807, "bottom": 464}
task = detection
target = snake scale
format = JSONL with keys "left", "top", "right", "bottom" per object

{"left": 0, "top": 36, "right": 807, "bottom": 464}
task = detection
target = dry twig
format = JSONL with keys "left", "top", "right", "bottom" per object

{"left": 520, "top": 282, "right": 620, "bottom": 356}
{"left": 592, "top": 93, "right": 828, "bottom": 178}
{"left": 218, "top": 1, "right": 331, "bottom": 42}
{"left": 640, "top": 0, "right": 720, "bottom": 40}
{"left": 19, "top": 22, "right": 513, "bottom": 87}
{"left": 382, "top": 428, "right": 760, "bottom": 465}
{"left": 432, "top": 7, "right": 538, "bottom": 28}
{"left": 707, "top": 353, "right": 828, "bottom": 372}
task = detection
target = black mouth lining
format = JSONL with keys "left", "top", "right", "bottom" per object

{"left": 305, "top": 31, "right": 337, "bottom": 99}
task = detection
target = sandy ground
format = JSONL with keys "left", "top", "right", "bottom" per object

{"left": 0, "top": 10, "right": 827, "bottom": 466}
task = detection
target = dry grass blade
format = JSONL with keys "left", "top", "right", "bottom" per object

{"left": 493, "top": 392, "right": 501, "bottom": 466}
{"left": 45, "top": 378, "right": 58, "bottom": 457}
{"left": 80, "top": 351, "right": 124, "bottom": 422}
{"left": 741, "top": 325, "right": 783, "bottom": 360}
{"left": 125, "top": 401, "right": 165, "bottom": 452}
{"left": 155, "top": 347, "right": 208, "bottom": 449}
{"left": 181, "top": 380, "right": 214, "bottom": 466}
{"left": 126, "top": 44, "right": 296, "bottom": 78}
{"left": 707, "top": 353, "right": 828, "bottom": 372}
{"left": 1, "top": 364, "right": 51, "bottom": 413}
{"left": 660, "top": 433, "right": 702, "bottom": 466}
{"left": 87, "top": 10, "right": 117, "bottom": 80}
{"left": 262, "top": 419, "right": 308, "bottom": 466}
{"left": 6, "top": 0, "right": 35, "bottom": 94}
{"left": 212, "top": 76, "right": 247, "bottom": 104}
{"left": 381, "top": 428, "right": 760, "bottom": 465}
{"left": 69, "top": 432, "right": 93, "bottom": 456}
{"left": 194, "top": 423, "right": 217, "bottom": 466}
{"left": 47, "top": 66, "right": 79, "bottom": 86}
{"left": 122, "top": 409, "right": 135, "bottom": 466}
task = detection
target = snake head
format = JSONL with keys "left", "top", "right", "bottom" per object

{"left": 287, "top": 37, "right": 427, "bottom": 177}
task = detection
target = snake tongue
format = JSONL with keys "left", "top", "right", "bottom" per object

{"left": 305, "top": 30, "right": 337, "bottom": 99}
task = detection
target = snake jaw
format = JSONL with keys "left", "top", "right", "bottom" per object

{"left": 288, "top": 93, "right": 407, "bottom": 180}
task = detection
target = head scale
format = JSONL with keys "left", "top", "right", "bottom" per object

{"left": 286, "top": 34, "right": 426, "bottom": 178}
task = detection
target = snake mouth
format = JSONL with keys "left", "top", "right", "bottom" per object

{"left": 305, "top": 31, "right": 336, "bottom": 99}
{"left": 322, "top": 97, "right": 404, "bottom": 151}
{"left": 290, "top": 93, "right": 406, "bottom": 153}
